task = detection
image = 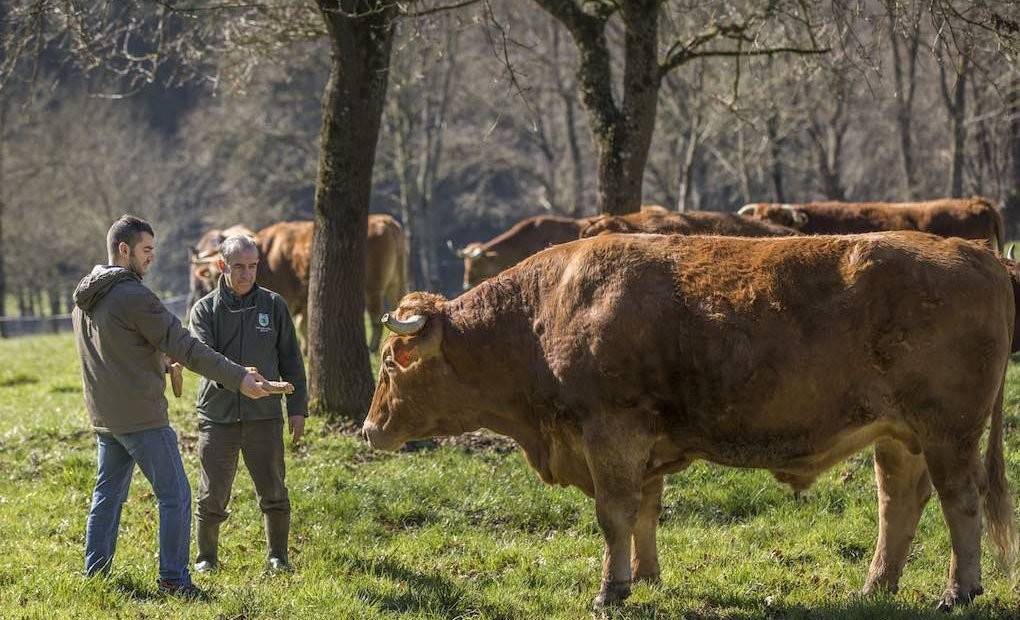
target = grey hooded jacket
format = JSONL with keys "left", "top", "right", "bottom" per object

{"left": 72, "top": 265, "right": 248, "bottom": 434}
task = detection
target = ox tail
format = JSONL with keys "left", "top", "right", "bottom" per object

{"left": 983, "top": 375, "right": 1018, "bottom": 574}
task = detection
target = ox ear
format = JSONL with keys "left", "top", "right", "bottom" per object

{"left": 383, "top": 313, "right": 444, "bottom": 371}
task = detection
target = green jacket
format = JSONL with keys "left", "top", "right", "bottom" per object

{"left": 72, "top": 266, "right": 248, "bottom": 435}
{"left": 189, "top": 279, "right": 307, "bottom": 424}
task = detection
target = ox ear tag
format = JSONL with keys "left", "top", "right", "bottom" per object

{"left": 392, "top": 342, "right": 418, "bottom": 368}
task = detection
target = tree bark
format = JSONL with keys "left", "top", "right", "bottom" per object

{"left": 938, "top": 49, "right": 969, "bottom": 198}
{"left": 534, "top": 0, "right": 661, "bottom": 215}
{"left": 0, "top": 2, "right": 7, "bottom": 336}
{"left": 767, "top": 111, "right": 786, "bottom": 203}
{"left": 887, "top": 1, "right": 922, "bottom": 199}
{"left": 309, "top": 0, "right": 397, "bottom": 423}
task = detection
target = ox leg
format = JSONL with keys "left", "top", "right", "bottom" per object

{"left": 631, "top": 475, "right": 663, "bottom": 583}
{"left": 586, "top": 440, "right": 646, "bottom": 608}
{"left": 863, "top": 439, "right": 932, "bottom": 595}
{"left": 924, "top": 441, "right": 986, "bottom": 611}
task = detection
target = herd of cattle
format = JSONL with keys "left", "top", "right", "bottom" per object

{"left": 193, "top": 196, "right": 1019, "bottom": 610}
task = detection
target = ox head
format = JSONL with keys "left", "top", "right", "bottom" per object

{"left": 189, "top": 246, "right": 224, "bottom": 298}
{"left": 447, "top": 241, "right": 500, "bottom": 290}
{"left": 578, "top": 215, "right": 634, "bottom": 239}
{"left": 738, "top": 203, "right": 808, "bottom": 229}
{"left": 362, "top": 293, "right": 467, "bottom": 451}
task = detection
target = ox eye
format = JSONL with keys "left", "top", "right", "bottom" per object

{"left": 383, "top": 355, "right": 397, "bottom": 371}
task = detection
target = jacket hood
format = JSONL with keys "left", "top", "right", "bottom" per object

{"left": 73, "top": 265, "right": 139, "bottom": 312}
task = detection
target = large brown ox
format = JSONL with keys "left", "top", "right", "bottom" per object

{"left": 363, "top": 231, "right": 1016, "bottom": 610}
{"left": 255, "top": 215, "right": 407, "bottom": 351}
{"left": 580, "top": 209, "right": 800, "bottom": 238}
{"left": 454, "top": 206, "right": 669, "bottom": 290}
{"left": 738, "top": 197, "right": 1004, "bottom": 252}
{"left": 190, "top": 215, "right": 406, "bottom": 350}
{"left": 187, "top": 224, "right": 255, "bottom": 315}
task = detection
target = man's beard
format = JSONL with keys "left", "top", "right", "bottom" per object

{"left": 129, "top": 257, "right": 148, "bottom": 278}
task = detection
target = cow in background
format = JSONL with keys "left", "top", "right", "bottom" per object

{"left": 453, "top": 206, "right": 667, "bottom": 290}
{"left": 580, "top": 210, "right": 799, "bottom": 238}
{"left": 187, "top": 224, "right": 255, "bottom": 316}
{"left": 738, "top": 197, "right": 1004, "bottom": 252}
{"left": 255, "top": 214, "right": 407, "bottom": 351}
{"left": 364, "top": 231, "right": 1016, "bottom": 610}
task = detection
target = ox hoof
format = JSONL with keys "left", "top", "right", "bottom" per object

{"left": 935, "top": 586, "right": 983, "bottom": 612}
{"left": 593, "top": 581, "right": 631, "bottom": 609}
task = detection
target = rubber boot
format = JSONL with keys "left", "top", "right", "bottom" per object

{"left": 194, "top": 521, "right": 219, "bottom": 572}
{"left": 264, "top": 512, "right": 291, "bottom": 572}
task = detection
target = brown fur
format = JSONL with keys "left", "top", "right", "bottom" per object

{"left": 740, "top": 197, "right": 1004, "bottom": 252}
{"left": 364, "top": 231, "right": 1016, "bottom": 609}
{"left": 459, "top": 206, "right": 667, "bottom": 290}
{"left": 255, "top": 215, "right": 407, "bottom": 350}
{"left": 580, "top": 210, "right": 800, "bottom": 238}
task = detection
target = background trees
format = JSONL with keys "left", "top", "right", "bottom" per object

{"left": 1, "top": 0, "right": 1018, "bottom": 420}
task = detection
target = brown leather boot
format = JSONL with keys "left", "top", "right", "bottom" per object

{"left": 194, "top": 521, "right": 219, "bottom": 572}
{"left": 264, "top": 512, "right": 291, "bottom": 572}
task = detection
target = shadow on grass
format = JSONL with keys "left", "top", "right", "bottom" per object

{"left": 108, "top": 574, "right": 168, "bottom": 602}
{"left": 599, "top": 588, "right": 1019, "bottom": 620}
{"left": 349, "top": 556, "right": 523, "bottom": 619}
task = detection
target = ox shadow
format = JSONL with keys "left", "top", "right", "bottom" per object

{"left": 602, "top": 589, "right": 1018, "bottom": 620}
{"left": 349, "top": 556, "right": 523, "bottom": 619}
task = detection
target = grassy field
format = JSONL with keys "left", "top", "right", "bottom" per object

{"left": 2, "top": 334, "right": 1020, "bottom": 619}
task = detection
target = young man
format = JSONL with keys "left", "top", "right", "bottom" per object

{"left": 189, "top": 234, "right": 307, "bottom": 573}
{"left": 72, "top": 215, "right": 271, "bottom": 598}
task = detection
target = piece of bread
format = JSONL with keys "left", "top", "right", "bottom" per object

{"left": 258, "top": 380, "right": 294, "bottom": 395}
{"left": 169, "top": 364, "right": 183, "bottom": 398}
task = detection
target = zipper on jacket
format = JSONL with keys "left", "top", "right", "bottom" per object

{"left": 238, "top": 306, "right": 244, "bottom": 422}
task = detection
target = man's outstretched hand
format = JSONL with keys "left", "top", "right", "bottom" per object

{"left": 240, "top": 371, "right": 271, "bottom": 399}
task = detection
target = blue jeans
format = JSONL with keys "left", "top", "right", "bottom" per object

{"left": 84, "top": 426, "right": 192, "bottom": 585}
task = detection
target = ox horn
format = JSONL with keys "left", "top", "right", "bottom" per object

{"left": 737, "top": 205, "right": 756, "bottom": 216}
{"left": 1007, "top": 245, "right": 1015, "bottom": 261}
{"left": 382, "top": 313, "right": 427, "bottom": 335}
{"left": 466, "top": 246, "right": 484, "bottom": 259}
{"left": 446, "top": 240, "right": 466, "bottom": 258}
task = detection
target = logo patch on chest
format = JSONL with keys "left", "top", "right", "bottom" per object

{"left": 257, "top": 312, "right": 273, "bottom": 333}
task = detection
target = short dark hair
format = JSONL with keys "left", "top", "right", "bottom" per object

{"left": 107, "top": 215, "right": 154, "bottom": 258}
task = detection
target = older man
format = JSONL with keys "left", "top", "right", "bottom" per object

{"left": 189, "top": 234, "right": 308, "bottom": 573}
{"left": 72, "top": 215, "right": 271, "bottom": 599}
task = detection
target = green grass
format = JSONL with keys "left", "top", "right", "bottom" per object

{"left": 2, "top": 334, "right": 1020, "bottom": 618}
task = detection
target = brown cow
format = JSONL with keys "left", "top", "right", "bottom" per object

{"left": 580, "top": 210, "right": 800, "bottom": 238}
{"left": 454, "top": 206, "right": 668, "bottom": 290}
{"left": 255, "top": 215, "right": 407, "bottom": 351}
{"left": 187, "top": 224, "right": 256, "bottom": 315}
{"left": 363, "top": 231, "right": 1016, "bottom": 610}
{"left": 738, "top": 197, "right": 1004, "bottom": 252}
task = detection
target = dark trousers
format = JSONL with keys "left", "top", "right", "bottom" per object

{"left": 196, "top": 418, "right": 290, "bottom": 526}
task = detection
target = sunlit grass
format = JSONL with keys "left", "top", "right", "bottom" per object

{"left": 1, "top": 333, "right": 1019, "bottom": 618}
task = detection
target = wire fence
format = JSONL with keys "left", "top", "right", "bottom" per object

{"left": 0, "top": 295, "right": 189, "bottom": 338}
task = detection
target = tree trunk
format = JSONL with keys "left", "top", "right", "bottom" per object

{"left": 0, "top": 3, "right": 7, "bottom": 337}
{"left": 939, "top": 53, "right": 969, "bottom": 197}
{"left": 767, "top": 112, "right": 786, "bottom": 203}
{"left": 309, "top": 0, "right": 397, "bottom": 423}
{"left": 535, "top": 0, "right": 661, "bottom": 215}
{"left": 887, "top": 1, "right": 922, "bottom": 200}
